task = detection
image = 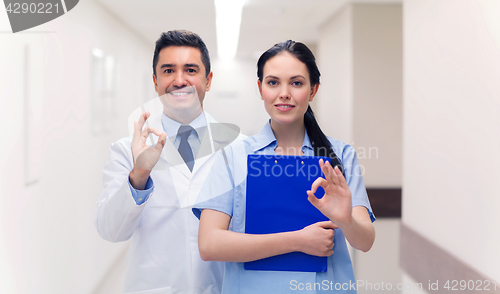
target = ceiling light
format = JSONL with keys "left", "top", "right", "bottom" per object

{"left": 214, "top": 0, "right": 246, "bottom": 60}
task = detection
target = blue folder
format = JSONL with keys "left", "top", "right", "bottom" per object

{"left": 244, "top": 154, "right": 331, "bottom": 272}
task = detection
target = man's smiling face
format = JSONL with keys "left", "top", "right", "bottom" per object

{"left": 153, "top": 46, "right": 213, "bottom": 121}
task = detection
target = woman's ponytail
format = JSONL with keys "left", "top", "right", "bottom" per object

{"left": 304, "top": 105, "right": 344, "bottom": 175}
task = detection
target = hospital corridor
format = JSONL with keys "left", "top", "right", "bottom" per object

{"left": 0, "top": 0, "right": 499, "bottom": 293}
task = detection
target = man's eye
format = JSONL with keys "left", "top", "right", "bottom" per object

{"left": 187, "top": 68, "right": 196, "bottom": 73}
{"left": 164, "top": 69, "right": 173, "bottom": 73}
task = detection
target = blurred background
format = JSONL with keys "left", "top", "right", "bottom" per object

{"left": 0, "top": 0, "right": 499, "bottom": 293}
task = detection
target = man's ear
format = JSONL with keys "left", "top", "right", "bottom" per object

{"left": 309, "top": 83, "right": 320, "bottom": 102}
{"left": 257, "top": 79, "right": 263, "bottom": 100}
{"left": 205, "top": 72, "right": 214, "bottom": 92}
{"left": 153, "top": 73, "right": 158, "bottom": 93}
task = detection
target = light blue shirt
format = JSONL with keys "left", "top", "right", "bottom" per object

{"left": 128, "top": 112, "right": 206, "bottom": 205}
{"left": 193, "top": 121, "right": 375, "bottom": 294}
{"left": 160, "top": 111, "right": 206, "bottom": 154}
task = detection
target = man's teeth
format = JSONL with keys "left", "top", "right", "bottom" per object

{"left": 171, "top": 92, "right": 190, "bottom": 96}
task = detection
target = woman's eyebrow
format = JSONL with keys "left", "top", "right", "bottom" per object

{"left": 265, "top": 75, "right": 279, "bottom": 80}
{"left": 265, "top": 75, "right": 306, "bottom": 80}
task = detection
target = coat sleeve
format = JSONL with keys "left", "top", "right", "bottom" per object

{"left": 95, "top": 138, "right": 153, "bottom": 242}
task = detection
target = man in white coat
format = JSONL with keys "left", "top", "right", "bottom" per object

{"left": 95, "top": 30, "right": 240, "bottom": 294}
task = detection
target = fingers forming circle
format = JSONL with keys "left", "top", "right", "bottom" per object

{"left": 310, "top": 177, "right": 329, "bottom": 194}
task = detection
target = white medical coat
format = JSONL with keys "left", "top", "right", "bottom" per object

{"left": 96, "top": 107, "right": 242, "bottom": 294}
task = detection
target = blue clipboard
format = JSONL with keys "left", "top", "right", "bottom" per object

{"left": 244, "top": 154, "right": 331, "bottom": 272}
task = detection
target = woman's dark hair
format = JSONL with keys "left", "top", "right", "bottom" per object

{"left": 257, "top": 40, "right": 344, "bottom": 173}
{"left": 152, "top": 30, "right": 211, "bottom": 77}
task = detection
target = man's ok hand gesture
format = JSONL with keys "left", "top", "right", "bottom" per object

{"left": 129, "top": 112, "right": 167, "bottom": 189}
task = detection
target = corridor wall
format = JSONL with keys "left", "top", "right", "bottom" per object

{"left": 0, "top": 1, "right": 152, "bottom": 293}
{"left": 402, "top": 0, "right": 500, "bottom": 284}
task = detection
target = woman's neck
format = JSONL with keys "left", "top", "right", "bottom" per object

{"left": 270, "top": 118, "right": 305, "bottom": 155}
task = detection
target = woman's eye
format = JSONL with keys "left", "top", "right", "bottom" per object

{"left": 268, "top": 80, "right": 278, "bottom": 86}
{"left": 292, "top": 81, "right": 302, "bottom": 86}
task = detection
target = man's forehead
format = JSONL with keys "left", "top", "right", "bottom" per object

{"left": 158, "top": 46, "right": 203, "bottom": 65}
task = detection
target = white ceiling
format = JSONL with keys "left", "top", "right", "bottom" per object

{"left": 95, "top": 0, "right": 400, "bottom": 59}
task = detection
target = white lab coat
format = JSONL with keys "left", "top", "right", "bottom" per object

{"left": 96, "top": 103, "right": 243, "bottom": 294}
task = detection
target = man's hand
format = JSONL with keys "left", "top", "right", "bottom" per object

{"left": 307, "top": 159, "right": 353, "bottom": 227}
{"left": 129, "top": 112, "right": 166, "bottom": 189}
{"left": 295, "top": 221, "right": 337, "bottom": 257}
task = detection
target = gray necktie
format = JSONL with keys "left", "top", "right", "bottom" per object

{"left": 177, "top": 125, "right": 194, "bottom": 172}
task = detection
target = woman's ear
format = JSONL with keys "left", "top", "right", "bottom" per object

{"left": 309, "top": 84, "right": 320, "bottom": 102}
{"left": 257, "top": 79, "right": 264, "bottom": 100}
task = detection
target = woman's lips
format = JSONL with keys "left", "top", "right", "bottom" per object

{"left": 275, "top": 104, "right": 295, "bottom": 112}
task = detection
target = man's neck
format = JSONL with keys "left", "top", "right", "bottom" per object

{"left": 163, "top": 108, "right": 203, "bottom": 125}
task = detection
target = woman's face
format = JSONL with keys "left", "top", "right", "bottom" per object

{"left": 258, "top": 52, "right": 319, "bottom": 127}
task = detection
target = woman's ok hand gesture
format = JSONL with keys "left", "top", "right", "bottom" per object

{"left": 307, "top": 159, "right": 352, "bottom": 226}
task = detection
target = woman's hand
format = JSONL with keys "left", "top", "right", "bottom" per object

{"left": 307, "top": 159, "right": 375, "bottom": 252}
{"left": 296, "top": 221, "right": 338, "bottom": 257}
{"left": 307, "top": 159, "right": 353, "bottom": 226}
